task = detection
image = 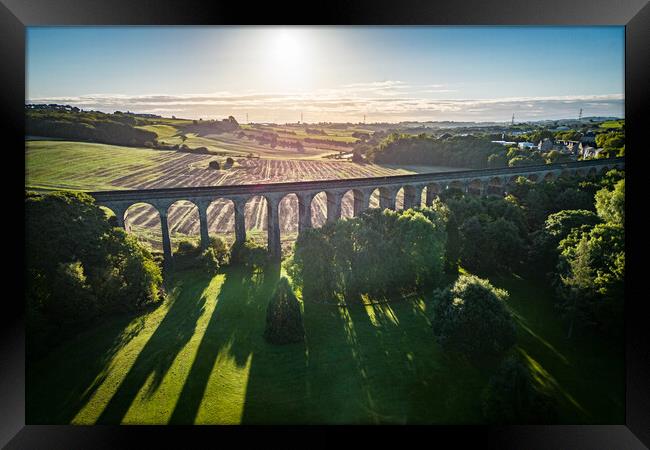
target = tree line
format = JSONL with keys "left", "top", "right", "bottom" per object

{"left": 26, "top": 106, "right": 158, "bottom": 148}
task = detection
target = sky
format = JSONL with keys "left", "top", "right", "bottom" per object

{"left": 26, "top": 26, "right": 625, "bottom": 123}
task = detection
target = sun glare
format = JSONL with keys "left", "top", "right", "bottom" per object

{"left": 271, "top": 30, "right": 302, "bottom": 62}
{"left": 265, "top": 29, "right": 312, "bottom": 88}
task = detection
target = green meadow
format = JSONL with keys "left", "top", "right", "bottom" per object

{"left": 26, "top": 266, "right": 624, "bottom": 425}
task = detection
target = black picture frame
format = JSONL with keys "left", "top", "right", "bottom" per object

{"left": 2, "top": 0, "right": 648, "bottom": 447}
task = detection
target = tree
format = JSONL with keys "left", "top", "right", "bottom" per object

{"left": 25, "top": 192, "right": 163, "bottom": 354}
{"left": 528, "top": 209, "right": 601, "bottom": 277}
{"left": 487, "top": 152, "right": 508, "bottom": 168}
{"left": 264, "top": 277, "right": 304, "bottom": 344}
{"left": 431, "top": 275, "right": 516, "bottom": 359}
{"left": 443, "top": 195, "right": 527, "bottom": 274}
{"left": 482, "top": 355, "right": 558, "bottom": 423}
{"left": 595, "top": 178, "right": 624, "bottom": 226}
{"left": 556, "top": 222, "right": 624, "bottom": 336}
{"left": 595, "top": 131, "right": 624, "bottom": 150}
{"left": 544, "top": 150, "right": 571, "bottom": 164}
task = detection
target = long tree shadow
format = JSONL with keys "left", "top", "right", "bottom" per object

{"left": 26, "top": 312, "right": 147, "bottom": 424}
{"left": 352, "top": 296, "right": 485, "bottom": 424}
{"left": 95, "top": 272, "right": 212, "bottom": 424}
{"left": 242, "top": 290, "right": 483, "bottom": 424}
{"left": 168, "top": 264, "right": 281, "bottom": 424}
{"left": 240, "top": 293, "right": 383, "bottom": 424}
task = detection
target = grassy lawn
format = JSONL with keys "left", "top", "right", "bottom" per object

{"left": 26, "top": 266, "right": 624, "bottom": 425}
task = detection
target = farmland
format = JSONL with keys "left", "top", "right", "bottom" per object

{"left": 26, "top": 138, "right": 462, "bottom": 251}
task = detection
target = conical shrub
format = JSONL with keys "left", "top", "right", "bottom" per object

{"left": 264, "top": 277, "right": 304, "bottom": 344}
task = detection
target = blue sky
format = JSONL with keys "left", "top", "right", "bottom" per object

{"left": 26, "top": 26, "right": 625, "bottom": 122}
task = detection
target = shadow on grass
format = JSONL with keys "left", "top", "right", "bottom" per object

{"left": 239, "top": 284, "right": 484, "bottom": 424}
{"left": 26, "top": 312, "right": 147, "bottom": 424}
{"left": 95, "top": 272, "right": 213, "bottom": 424}
{"left": 168, "top": 264, "right": 281, "bottom": 424}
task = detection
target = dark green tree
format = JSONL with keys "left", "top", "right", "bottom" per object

{"left": 264, "top": 277, "right": 304, "bottom": 344}
{"left": 431, "top": 275, "right": 516, "bottom": 359}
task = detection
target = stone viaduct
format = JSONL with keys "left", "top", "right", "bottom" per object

{"left": 90, "top": 157, "right": 624, "bottom": 264}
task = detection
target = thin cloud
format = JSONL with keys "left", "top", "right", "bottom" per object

{"left": 28, "top": 87, "right": 624, "bottom": 123}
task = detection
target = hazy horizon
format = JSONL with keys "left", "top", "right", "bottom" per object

{"left": 26, "top": 26, "right": 625, "bottom": 123}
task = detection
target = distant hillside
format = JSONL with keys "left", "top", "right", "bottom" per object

{"left": 26, "top": 104, "right": 157, "bottom": 148}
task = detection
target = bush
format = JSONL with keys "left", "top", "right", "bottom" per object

{"left": 173, "top": 238, "right": 224, "bottom": 273}
{"left": 198, "top": 248, "right": 220, "bottom": 274}
{"left": 231, "top": 238, "right": 268, "bottom": 272}
{"left": 208, "top": 160, "right": 221, "bottom": 170}
{"left": 264, "top": 277, "right": 304, "bottom": 344}
{"left": 176, "top": 238, "right": 201, "bottom": 257}
{"left": 209, "top": 236, "right": 231, "bottom": 265}
{"left": 431, "top": 275, "right": 516, "bottom": 359}
{"left": 481, "top": 355, "right": 558, "bottom": 423}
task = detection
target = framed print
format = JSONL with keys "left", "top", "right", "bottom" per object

{"left": 2, "top": 0, "right": 648, "bottom": 447}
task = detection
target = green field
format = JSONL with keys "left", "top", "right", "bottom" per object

{"left": 25, "top": 140, "right": 197, "bottom": 191}
{"left": 26, "top": 266, "right": 623, "bottom": 425}
{"left": 599, "top": 120, "right": 625, "bottom": 130}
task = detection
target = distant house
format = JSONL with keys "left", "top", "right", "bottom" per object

{"left": 579, "top": 145, "right": 599, "bottom": 159}
{"left": 518, "top": 141, "right": 537, "bottom": 150}
{"left": 552, "top": 126, "right": 570, "bottom": 131}
{"left": 491, "top": 140, "right": 517, "bottom": 146}
{"left": 538, "top": 138, "right": 554, "bottom": 152}
{"left": 438, "top": 132, "right": 453, "bottom": 140}
{"left": 555, "top": 140, "right": 581, "bottom": 154}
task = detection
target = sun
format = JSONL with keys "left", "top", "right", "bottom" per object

{"left": 270, "top": 30, "right": 303, "bottom": 64}
{"left": 265, "top": 29, "right": 312, "bottom": 88}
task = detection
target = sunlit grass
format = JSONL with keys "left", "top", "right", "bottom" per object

{"left": 27, "top": 267, "right": 624, "bottom": 425}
